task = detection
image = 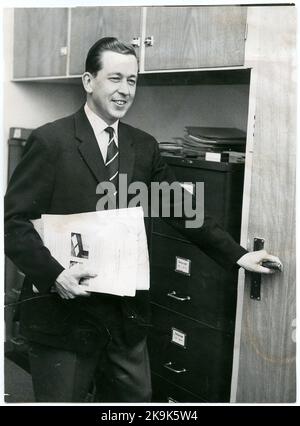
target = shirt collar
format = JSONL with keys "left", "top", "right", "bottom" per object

{"left": 84, "top": 102, "right": 119, "bottom": 139}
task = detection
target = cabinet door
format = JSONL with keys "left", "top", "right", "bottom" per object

{"left": 14, "top": 8, "right": 68, "bottom": 78}
{"left": 69, "top": 7, "right": 142, "bottom": 75}
{"left": 144, "top": 6, "right": 247, "bottom": 71}
{"left": 232, "top": 7, "right": 296, "bottom": 402}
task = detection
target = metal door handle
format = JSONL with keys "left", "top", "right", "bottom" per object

{"left": 250, "top": 238, "right": 265, "bottom": 301}
{"left": 167, "top": 290, "right": 191, "bottom": 302}
{"left": 163, "top": 361, "right": 187, "bottom": 374}
{"left": 250, "top": 238, "right": 282, "bottom": 301}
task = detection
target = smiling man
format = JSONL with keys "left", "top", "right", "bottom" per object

{"left": 4, "top": 37, "right": 281, "bottom": 403}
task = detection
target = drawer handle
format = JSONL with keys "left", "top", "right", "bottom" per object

{"left": 167, "top": 291, "right": 191, "bottom": 302}
{"left": 164, "top": 361, "right": 187, "bottom": 374}
{"left": 10, "top": 337, "right": 26, "bottom": 346}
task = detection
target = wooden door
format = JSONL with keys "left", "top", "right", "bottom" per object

{"left": 13, "top": 8, "right": 68, "bottom": 78}
{"left": 69, "top": 7, "right": 142, "bottom": 76}
{"left": 144, "top": 6, "right": 247, "bottom": 71}
{"left": 231, "top": 6, "right": 296, "bottom": 403}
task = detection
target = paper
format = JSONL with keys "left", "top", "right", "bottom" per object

{"left": 31, "top": 207, "right": 149, "bottom": 297}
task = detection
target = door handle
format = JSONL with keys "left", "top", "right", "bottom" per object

{"left": 250, "top": 237, "right": 265, "bottom": 301}
{"left": 250, "top": 238, "right": 282, "bottom": 301}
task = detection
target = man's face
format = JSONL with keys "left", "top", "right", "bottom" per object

{"left": 88, "top": 51, "right": 138, "bottom": 124}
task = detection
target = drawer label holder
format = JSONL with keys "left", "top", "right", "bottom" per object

{"left": 171, "top": 327, "right": 187, "bottom": 348}
{"left": 175, "top": 256, "right": 191, "bottom": 276}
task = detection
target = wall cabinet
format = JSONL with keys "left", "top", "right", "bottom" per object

{"left": 13, "top": 6, "right": 247, "bottom": 79}
{"left": 13, "top": 8, "right": 68, "bottom": 79}
{"left": 144, "top": 6, "right": 247, "bottom": 70}
{"left": 69, "top": 7, "right": 142, "bottom": 76}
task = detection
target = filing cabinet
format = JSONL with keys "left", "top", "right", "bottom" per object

{"left": 149, "top": 156, "right": 244, "bottom": 402}
{"left": 5, "top": 133, "right": 30, "bottom": 358}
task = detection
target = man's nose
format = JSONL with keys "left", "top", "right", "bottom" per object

{"left": 118, "top": 80, "right": 130, "bottom": 95}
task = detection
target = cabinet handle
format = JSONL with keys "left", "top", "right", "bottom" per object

{"left": 144, "top": 36, "right": 154, "bottom": 47}
{"left": 164, "top": 361, "right": 187, "bottom": 374}
{"left": 167, "top": 290, "right": 191, "bottom": 302}
{"left": 131, "top": 37, "right": 141, "bottom": 48}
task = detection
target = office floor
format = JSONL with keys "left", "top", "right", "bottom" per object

{"left": 5, "top": 357, "right": 35, "bottom": 403}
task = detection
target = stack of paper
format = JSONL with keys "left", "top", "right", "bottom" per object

{"left": 158, "top": 140, "right": 183, "bottom": 155}
{"left": 32, "top": 207, "right": 149, "bottom": 297}
{"left": 183, "top": 126, "right": 246, "bottom": 156}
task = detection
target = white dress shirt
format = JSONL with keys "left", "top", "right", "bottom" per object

{"left": 84, "top": 103, "right": 119, "bottom": 163}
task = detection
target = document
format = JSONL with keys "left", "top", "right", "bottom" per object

{"left": 31, "top": 207, "right": 149, "bottom": 297}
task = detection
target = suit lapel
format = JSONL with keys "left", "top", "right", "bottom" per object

{"left": 74, "top": 107, "right": 108, "bottom": 183}
{"left": 118, "top": 122, "right": 135, "bottom": 187}
{"left": 74, "top": 108, "right": 136, "bottom": 189}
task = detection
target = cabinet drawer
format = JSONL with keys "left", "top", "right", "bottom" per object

{"left": 150, "top": 234, "right": 237, "bottom": 330}
{"left": 151, "top": 373, "right": 206, "bottom": 403}
{"left": 148, "top": 305, "right": 233, "bottom": 401}
{"left": 155, "top": 159, "right": 244, "bottom": 241}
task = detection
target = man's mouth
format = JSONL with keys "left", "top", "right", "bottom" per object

{"left": 112, "top": 100, "right": 127, "bottom": 106}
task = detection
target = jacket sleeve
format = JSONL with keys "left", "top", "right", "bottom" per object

{"left": 150, "top": 141, "right": 248, "bottom": 270}
{"left": 4, "top": 129, "right": 65, "bottom": 293}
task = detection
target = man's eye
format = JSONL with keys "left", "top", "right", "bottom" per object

{"left": 109, "top": 77, "right": 120, "bottom": 82}
{"left": 128, "top": 80, "right": 136, "bottom": 86}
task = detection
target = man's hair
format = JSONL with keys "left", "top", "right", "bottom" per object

{"left": 85, "top": 37, "right": 138, "bottom": 75}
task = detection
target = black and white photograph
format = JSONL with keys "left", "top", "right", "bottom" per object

{"left": 1, "top": 0, "right": 298, "bottom": 407}
{"left": 71, "top": 232, "right": 90, "bottom": 259}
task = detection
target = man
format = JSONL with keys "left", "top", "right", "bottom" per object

{"left": 5, "top": 37, "right": 281, "bottom": 402}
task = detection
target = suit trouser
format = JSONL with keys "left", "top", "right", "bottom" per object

{"left": 28, "top": 332, "right": 152, "bottom": 403}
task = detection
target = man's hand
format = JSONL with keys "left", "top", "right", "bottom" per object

{"left": 55, "top": 264, "right": 97, "bottom": 299}
{"left": 237, "top": 250, "right": 283, "bottom": 274}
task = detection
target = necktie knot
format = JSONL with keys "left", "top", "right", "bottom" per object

{"left": 105, "top": 126, "right": 114, "bottom": 140}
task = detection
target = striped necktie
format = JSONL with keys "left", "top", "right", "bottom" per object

{"left": 104, "top": 126, "right": 119, "bottom": 200}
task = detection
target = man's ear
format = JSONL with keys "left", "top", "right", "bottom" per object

{"left": 82, "top": 72, "right": 94, "bottom": 94}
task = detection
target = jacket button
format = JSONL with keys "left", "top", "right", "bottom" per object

{"left": 128, "top": 314, "right": 137, "bottom": 319}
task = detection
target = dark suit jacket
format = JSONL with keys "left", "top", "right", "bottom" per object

{"left": 5, "top": 106, "right": 247, "bottom": 352}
